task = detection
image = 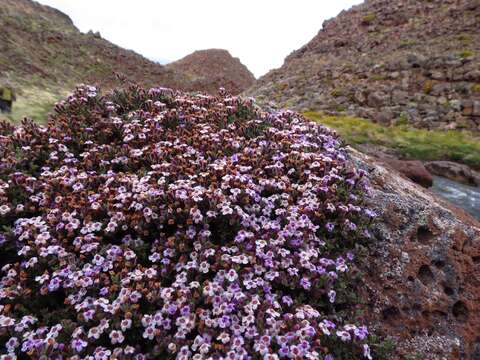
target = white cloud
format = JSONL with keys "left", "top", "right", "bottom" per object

{"left": 36, "top": 0, "right": 363, "bottom": 77}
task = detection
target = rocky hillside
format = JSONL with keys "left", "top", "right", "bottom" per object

{"left": 248, "top": 0, "right": 480, "bottom": 131}
{"left": 168, "top": 49, "right": 256, "bottom": 95}
{"left": 0, "top": 0, "right": 254, "bottom": 121}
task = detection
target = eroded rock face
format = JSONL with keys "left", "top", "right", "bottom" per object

{"left": 351, "top": 149, "right": 480, "bottom": 359}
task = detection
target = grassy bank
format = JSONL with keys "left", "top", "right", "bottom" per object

{"left": 5, "top": 87, "right": 66, "bottom": 124}
{"left": 305, "top": 112, "right": 480, "bottom": 170}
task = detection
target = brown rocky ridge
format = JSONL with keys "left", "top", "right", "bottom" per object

{"left": 247, "top": 0, "right": 480, "bottom": 131}
{"left": 167, "top": 49, "right": 256, "bottom": 95}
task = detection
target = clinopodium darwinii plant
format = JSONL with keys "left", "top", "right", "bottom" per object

{"left": 0, "top": 85, "right": 376, "bottom": 359}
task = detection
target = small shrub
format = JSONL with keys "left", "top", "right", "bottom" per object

{"left": 472, "top": 84, "right": 480, "bottom": 94}
{"left": 361, "top": 13, "right": 377, "bottom": 25}
{"left": 424, "top": 80, "right": 434, "bottom": 95}
{"left": 0, "top": 86, "right": 375, "bottom": 359}
{"left": 399, "top": 39, "right": 418, "bottom": 48}
{"left": 331, "top": 88, "right": 344, "bottom": 97}
{"left": 458, "top": 50, "right": 474, "bottom": 59}
{"left": 395, "top": 113, "right": 409, "bottom": 126}
{"left": 457, "top": 34, "right": 472, "bottom": 45}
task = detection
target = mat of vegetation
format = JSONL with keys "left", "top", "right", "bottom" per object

{"left": 306, "top": 112, "right": 480, "bottom": 170}
{"left": 0, "top": 86, "right": 376, "bottom": 359}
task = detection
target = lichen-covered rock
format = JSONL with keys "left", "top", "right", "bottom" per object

{"left": 351, "top": 148, "right": 480, "bottom": 359}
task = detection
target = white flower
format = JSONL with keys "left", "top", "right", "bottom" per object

{"left": 0, "top": 205, "right": 11, "bottom": 216}
{"left": 120, "top": 319, "right": 132, "bottom": 331}
{"left": 143, "top": 326, "right": 155, "bottom": 340}
{"left": 109, "top": 330, "right": 124, "bottom": 344}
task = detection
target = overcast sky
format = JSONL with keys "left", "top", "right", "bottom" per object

{"left": 36, "top": 0, "right": 363, "bottom": 78}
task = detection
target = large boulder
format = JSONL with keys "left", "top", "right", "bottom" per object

{"left": 351, "top": 149, "right": 480, "bottom": 359}
{"left": 426, "top": 161, "right": 480, "bottom": 187}
{"left": 377, "top": 157, "right": 434, "bottom": 188}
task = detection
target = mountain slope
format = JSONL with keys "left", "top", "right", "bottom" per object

{"left": 0, "top": 0, "right": 254, "bottom": 121}
{"left": 168, "top": 49, "right": 256, "bottom": 95}
{"left": 247, "top": 0, "right": 480, "bottom": 131}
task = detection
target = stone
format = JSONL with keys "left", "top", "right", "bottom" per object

{"left": 462, "top": 100, "right": 474, "bottom": 116}
{"left": 407, "top": 53, "right": 427, "bottom": 68}
{"left": 425, "top": 161, "right": 480, "bottom": 187}
{"left": 368, "top": 91, "right": 389, "bottom": 108}
{"left": 375, "top": 109, "right": 394, "bottom": 125}
{"left": 449, "top": 99, "right": 462, "bottom": 111}
{"left": 474, "top": 101, "right": 480, "bottom": 117}
{"left": 354, "top": 90, "right": 366, "bottom": 104}
{"left": 389, "top": 71, "right": 401, "bottom": 80}
{"left": 465, "top": 70, "right": 480, "bottom": 82}
{"left": 430, "top": 71, "right": 445, "bottom": 80}
{"left": 392, "top": 90, "right": 409, "bottom": 105}
{"left": 377, "top": 156, "right": 434, "bottom": 188}
{"left": 350, "top": 149, "right": 480, "bottom": 359}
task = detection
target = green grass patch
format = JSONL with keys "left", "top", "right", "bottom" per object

{"left": 458, "top": 49, "right": 474, "bottom": 59}
{"left": 5, "top": 87, "right": 66, "bottom": 124}
{"left": 305, "top": 112, "right": 480, "bottom": 170}
{"left": 361, "top": 13, "right": 377, "bottom": 25}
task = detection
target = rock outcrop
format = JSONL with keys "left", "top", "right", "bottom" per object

{"left": 352, "top": 148, "right": 480, "bottom": 359}
{"left": 168, "top": 49, "right": 256, "bottom": 95}
{"left": 376, "top": 156, "right": 434, "bottom": 188}
{"left": 247, "top": 0, "right": 480, "bottom": 131}
{"left": 426, "top": 161, "right": 480, "bottom": 187}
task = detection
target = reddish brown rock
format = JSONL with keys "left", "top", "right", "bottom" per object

{"left": 350, "top": 148, "right": 480, "bottom": 359}
{"left": 426, "top": 161, "right": 480, "bottom": 187}
{"left": 378, "top": 157, "right": 434, "bottom": 188}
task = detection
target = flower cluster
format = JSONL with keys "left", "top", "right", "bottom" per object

{"left": 0, "top": 85, "right": 375, "bottom": 359}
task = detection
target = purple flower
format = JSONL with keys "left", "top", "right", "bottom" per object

{"left": 71, "top": 338, "right": 87, "bottom": 353}
{"left": 326, "top": 223, "right": 335, "bottom": 232}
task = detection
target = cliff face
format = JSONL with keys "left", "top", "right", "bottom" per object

{"left": 247, "top": 0, "right": 480, "bottom": 131}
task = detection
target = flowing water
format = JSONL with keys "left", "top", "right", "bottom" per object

{"left": 431, "top": 176, "right": 480, "bottom": 220}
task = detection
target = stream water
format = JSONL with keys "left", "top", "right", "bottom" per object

{"left": 431, "top": 176, "right": 480, "bottom": 220}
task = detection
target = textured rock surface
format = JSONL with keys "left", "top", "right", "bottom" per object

{"left": 0, "top": 0, "right": 254, "bottom": 95}
{"left": 426, "top": 161, "right": 480, "bottom": 187}
{"left": 167, "top": 49, "right": 256, "bottom": 95}
{"left": 377, "top": 157, "right": 433, "bottom": 188}
{"left": 351, "top": 149, "right": 480, "bottom": 359}
{"left": 247, "top": 0, "right": 480, "bottom": 131}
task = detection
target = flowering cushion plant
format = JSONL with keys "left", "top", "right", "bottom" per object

{"left": 0, "top": 85, "right": 375, "bottom": 359}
